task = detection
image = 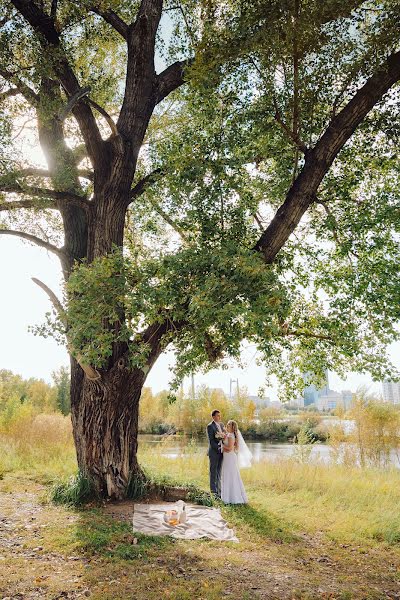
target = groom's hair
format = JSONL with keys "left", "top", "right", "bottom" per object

{"left": 211, "top": 409, "right": 220, "bottom": 417}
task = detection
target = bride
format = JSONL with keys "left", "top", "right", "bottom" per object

{"left": 220, "top": 420, "right": 252, "bottom": 504}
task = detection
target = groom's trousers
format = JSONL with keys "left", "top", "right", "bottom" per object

{"left": 208, "top": 450, "right": 223, "bottom": 497}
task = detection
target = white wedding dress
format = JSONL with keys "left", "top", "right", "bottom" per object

{"left": 220, "top": 433, "right": 248, "bottom": 504}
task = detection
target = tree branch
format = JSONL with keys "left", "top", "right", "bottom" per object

{"left": 292, "top": 0, "right": 300, "bottom": 139}
{"left": 129, "top": 168, "right": 185, "bottom": 238}
{"left": 255, "top": 50, "right": 400, "bottom": 264}
{"left": 148, "top": 199, "right": 187, "bottom": 241}
{"left": 0, "top": 183, "right": 89, "bottom": 210}
{"left": 0, "top": 87, "right": 20, "bottom": 102}
{"left": 56, "top": 84, "right": 117, "bottom": 136}
{"left": 204, "top": 331, "right": 224, "bottom": 362}
{"left": 58, "top": 86, "right": 91, "bottom": 121}
{"left": 15, "top": 167, "right": 93, "bottom": 180}
{"left": 50, "top": 0, "right": 57, "bottom": 20}
{"left": 316, "top": 198, "right": 359, "bottom": 261}
{"left": 16, "top": 167, "right": 51, "bottom": 177}
{"left": 134, "top": 311, "right": 187, "bottom": 375}
{"left": 319, "top": 0, "right": 368, "bottom": 25}
{"left": 0, "top": 228, "right": 66, "bottom": 259}
{"left": 72, "top": 144, "right": 88, "bottom": 164}
{"left": 0, "top": 67, "right": 39, "bottom": 105}
{"left": 130, "top": 168, "right": 163, "bottom": 200}
{"left": 0, "top": 198, "right": 55, "bottom": 211}
{"left": 273, "top": 96, "right": 308, "bottom": 154}
{"left": 316, "top": 198, "right": 341, "bottom": 244}
{"left": 177, "top": 4, "right": 196, "bottom": 47}
{"left": 31, "top": 277, "right": 101, "bottom": 380}
{"left": 155, "top": 58, "right": 193, "bottom": 104}
{"left": 87, "top": 98, "right": 118, "bottom": 136}
{"left": 90, "top": 6, "right": 129, "bottom": 39}
{"left": 78, "top": 169, "right": 94, "bottom": 181}
{"left": 281, "top": 327, "right": 335, "bottom": 343}
{"left": 290, "top": 0, "right": 302, "bottom": 181}
{"left": 130, "top": 0, "right": 163, "bottom": 34}
{"left": 32, "top": 277, "right": 65, "bottom": 320}
{"left": 10, "top": 0, "right": 104, "bottom": 167}
{"left": 117, "top": 0, "right": 163, "bottom": 136}
{"left": 253, "top": 213, "right": 264, "bottom": 232}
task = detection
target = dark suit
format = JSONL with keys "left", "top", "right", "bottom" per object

{"left": 207, "top": 420, "right": 224, "bottom": 497}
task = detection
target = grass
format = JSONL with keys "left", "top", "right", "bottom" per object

{"left": 1, "top": 420, "right": 400, "bottom": 599}
{"left": 138, "top": 437, "right": 400, "bottom": 546}
{"left": 2, "top": 413, "right": 400, "bottom": 547}
{"left": 0, "top": 412, "right": 77, "bottom": 482}
{"left": 74, "top": 509, "right": 173, "bottom": 560}
{"left": 2, "top": 474, "right": 399, "bottom": 599}
{"left": 223, "top": 502, "right": 296, "bottom": 542}
{"left": 51, "top": 471, "right": 99, "bottom": 506}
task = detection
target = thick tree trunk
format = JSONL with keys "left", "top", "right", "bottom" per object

{"left": 70, "top": 357, "right": 146, "bottom": 499}
{"left": 67, "top": 142, "right": 154, "bottom": 499}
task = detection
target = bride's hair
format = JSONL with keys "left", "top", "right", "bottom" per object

{"left": 227, "top": 420, "right": 239, "bottom": 451}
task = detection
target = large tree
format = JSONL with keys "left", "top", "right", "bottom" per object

{"left": 0, "top": 0, "right": 399, "bottom": 498}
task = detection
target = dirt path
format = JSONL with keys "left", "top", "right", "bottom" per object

{"left": 1, "top": 478, "right": 400, "bottom": 599}
{"left": 0, "top": 482, "right": 91, "bottom": 600}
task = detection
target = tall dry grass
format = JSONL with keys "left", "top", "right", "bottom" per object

{"left": 0, "top": 408, "right": 76, "bottom": 481}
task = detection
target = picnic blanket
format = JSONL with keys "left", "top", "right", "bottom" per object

{"left": 132, "top": 502, "right": 238, "bottom": 542}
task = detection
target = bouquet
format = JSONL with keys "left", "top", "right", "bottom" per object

{"left": 215, "top": 429, "right": 227, "bottom": 452}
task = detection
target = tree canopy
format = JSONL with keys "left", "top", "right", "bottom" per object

{"left": 1, "top": 0, "right": 399, "bottom": 401}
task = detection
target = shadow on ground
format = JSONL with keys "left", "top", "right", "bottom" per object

{"left": 222, "top": 502, "right": 296, "bottom": 543}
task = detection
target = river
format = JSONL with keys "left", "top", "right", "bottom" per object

{"left": 138, "top": 434, "right": 332, "bottom": 462}
{"left": 138, "top": 427, "right": 400, "bottom": 468}
{"left": 138, "top": 418, "right": 353, "bottom": 463}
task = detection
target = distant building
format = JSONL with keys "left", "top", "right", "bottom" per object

{"left": 316, "top": 389, "right": 342, "bottom": 411}
{"left": 303, "top": 370, "right": 329, "bottom": 407}
{"left": 270, "top": 400, "right": 283, "bottom": 409}
{"left": 302, "top": 370, "right": 353, "bottom": 411}
{"left": 341, "top": 390, "right": 353, "bottom": 410}
{"left": 304, "top": 385, "right": 319, "bottom": 407}
{"left": 248, "top": 395, "right": 271, "bottom": 409}
{"left": 383, "top": 379, "right": 400, "bottom": 404}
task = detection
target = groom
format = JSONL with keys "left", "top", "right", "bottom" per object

{"left": 207, "top": 409, "right": 225, "bottom": 498}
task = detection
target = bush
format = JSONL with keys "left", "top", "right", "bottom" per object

{"left": 139, "top": 422, "right": 172, "bottom": 435}
{"left": 328, "top": 393, "right": 400, "bottom": 468}
{"left": 254, "top": 419, "right": 300, "bottom": 442}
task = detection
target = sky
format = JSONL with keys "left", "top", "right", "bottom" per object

{"left": 1, "top": 234, "right": 399, "bottom": 399}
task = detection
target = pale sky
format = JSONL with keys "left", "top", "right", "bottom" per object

{"left": 1, "top": 235, "right": 399, "bottom": 399}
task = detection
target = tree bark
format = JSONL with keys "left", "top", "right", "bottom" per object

{"left": 70, "top": 357, "right": 146, "bottom": 499}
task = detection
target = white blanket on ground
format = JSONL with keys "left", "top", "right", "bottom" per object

{"left": 132, "top": 503, "right": 239, "bottom": 542}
